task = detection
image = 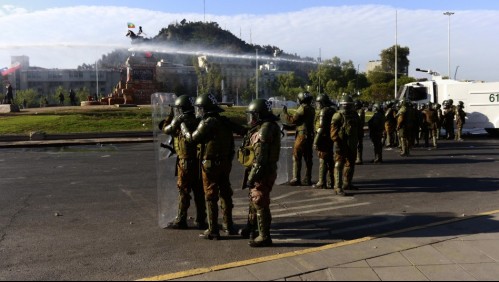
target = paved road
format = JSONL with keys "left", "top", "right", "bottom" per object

{"left": 0, "top": 137, "right": 498, "bottom": 280}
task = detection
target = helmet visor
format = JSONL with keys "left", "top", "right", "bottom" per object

{"left": 246, "top": 112, "right": 259, "bottom": 126}
{"left": 195, "top": 106, "right": 205, "bottom": 119}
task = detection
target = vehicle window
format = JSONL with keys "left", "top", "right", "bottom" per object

{"left": 407, "top": 86, "right": 428, "bottom": 101}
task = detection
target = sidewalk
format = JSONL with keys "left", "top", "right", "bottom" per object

{"left": 140, "top": 210, "right": 499, "bottom": 281}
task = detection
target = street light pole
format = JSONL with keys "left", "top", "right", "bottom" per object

{"left": 443, "top": 11, "right": 455, "bottom": 78}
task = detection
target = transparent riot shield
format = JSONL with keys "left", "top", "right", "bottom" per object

{"left": 272, "top": 97, "right": 292, "bottom": 185}
{"left": 151, "top": 92, "right": 178, "bottom": 228}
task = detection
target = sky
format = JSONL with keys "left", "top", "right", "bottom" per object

{"left": 2, "top": 0, "right": 499, "bottom": 81}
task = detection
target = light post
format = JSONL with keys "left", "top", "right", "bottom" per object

{"left": 443, "top": 11, "right": 455, "bottom": 78}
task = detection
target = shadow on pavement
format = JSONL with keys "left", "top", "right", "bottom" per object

{"left": 268, "top": 212, "right": 499, "bottom": 247}
{"left": 354, "top": 177, "right": 499, "bottom": 194}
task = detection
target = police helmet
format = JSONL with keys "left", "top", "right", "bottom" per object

{"left": 297, "top": 92, "right": 313, "bottom": 104}
{"left": 246, "top": 98, "right": 278, "bottom": 126}
{"left": 194, "top": 93, "right": 224, "bottom": 118}
{"left": 174, "top": 95, "right": 195, "bottom": 114}
{"left": 339, "top": 95, "right": 354, "bottom": 110}
{"left": 315, "top": 93, "right": 332, "bottom": 108}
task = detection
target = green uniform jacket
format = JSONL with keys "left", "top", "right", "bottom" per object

{"left": 183, "top": 114, "right": 235, "bottom": 161}
{"left": 243, "top": 120, "right": 281, "bottom": 184}
{"left": 285, "top": 104, "right": 315, "bottom": 137}
{"left": 314, "top": 106, "right": 335, "bottom": 151}
{"left": 331, "top": 109, "right": 363, "bottom": 152}
{"left": 163, "top": 113, "right": 199, "bottom": 159}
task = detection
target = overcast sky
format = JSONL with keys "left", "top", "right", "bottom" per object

{"left": 2, "top": 0, "right": 499, "bottom": 81}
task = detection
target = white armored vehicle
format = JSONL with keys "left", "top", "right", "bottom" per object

{"left": 397, "top": 68, "right": 499, "bottom": 135}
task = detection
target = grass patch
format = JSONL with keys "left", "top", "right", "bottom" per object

{"left": 0, "top": 105, "right": 371, "bottom": 135}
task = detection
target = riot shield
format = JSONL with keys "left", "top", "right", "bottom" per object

{"left": 151, "top": 92, "right": 178, "bottom": 228}
{"left": 272, "top": 97, "right": 292, "bottom": 185}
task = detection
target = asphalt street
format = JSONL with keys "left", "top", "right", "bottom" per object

{"left": 0, "top": 137, "right": 498, "bottom": 280}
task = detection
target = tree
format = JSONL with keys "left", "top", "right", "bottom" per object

{"left": 276, "top": 72, "right": 303, "bottom": 100}
{"left": 380, "top": 45, "right": 410, "bottom": 76}
{"left": 193, "top": 57, "right": 223, "bottom": 99}
{"left": 76, "top": 87, "right": 91, "bottom": 104}
{"left": 13, "top": 89, "right": 38, "bottom": 108}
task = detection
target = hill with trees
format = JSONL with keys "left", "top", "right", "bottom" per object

{"left": 90, "top": 20, "right": 413, "bottom": 103}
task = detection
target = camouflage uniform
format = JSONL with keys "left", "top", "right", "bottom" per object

{"left": 422, "top": 102, "right": 439, "bottom": 148}
{"left": 455, "top": 102, "right": 466, "bottom": 141}
{"left": 355, "top": 101, "right": 365, "bottom": 165}
{"left": 283, "top": 92, "right": 316, "bottom": 186}
{"left": 182, "top": 94, "right": 238, "bottom": 240}
{"left": 368, "top": 104, "right": 385, "bottom": 163}
{"left": 436, "top": 104, "right": 443, "bottom": 140}
{"left": 442, "top": 100, "right": 456, "bottom": 140}
{"left": 384, "top": 103, "right": 397, "bottom": 147}
{"left": 396, "top": 101, "right": 417, "bottom": 156}
{"left": 330, "top": 95, "right": 363, "bottom": 195}
{"left": 161, "top": 96, "right": 206, "bottom": 230}
{"left": 417, "top": 104, "right": 429, "bottom": 147}
{"left": 313, "top": 94, "right": 336, "bottom": 189}
{"left": 238, "top": 99, "right": 281, "bottom": 248}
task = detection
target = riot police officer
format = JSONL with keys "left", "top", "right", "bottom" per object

{"left": 283, "top": 92, "right": 315, "bottom": 186}
{"left": 181, "top": 93, "right": 238, "bottom": 240}
{"left": 384, "top": 101, "right": 397, "bottom": 147}
{"left": 330, "top": 95, "right": 363, "bottom": 195}
{"left": 355, "top": 100, "right": 365, "bottom": 165}
{"left": 442, "top": 99, "right": 456, "bottom": 140}
{"left": 396, "top": 100, "right": 417, "bottom": 156}
{"left": 313, "top": 93, "right": 336, "bottom": 189}
{"left": 238, "top": 99, "right": 281, "bottom": 247}
{"left": 423, "top": 102, "right": 439, "bottom": 148}
{"left": 368, "top": 103, "right": 385, "bottom": 163}
{"left": 455, "top": 101, "right": 467, "bottom": 141}
{"left": 160, "top": 95, "right": 206, "bottom": 230}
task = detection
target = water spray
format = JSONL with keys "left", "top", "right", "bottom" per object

{"left": 128, "top": 44, "right": 319, "bottom": 65}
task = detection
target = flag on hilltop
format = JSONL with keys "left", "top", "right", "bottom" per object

{"left": 127, "top": 22, "right": 136, "bottom": 28}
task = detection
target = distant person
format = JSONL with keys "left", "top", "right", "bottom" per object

{"left": 368, "top": 103, "right": 385, "bottom": 163}
{"left": 22, "top": 99, "right": 27, "bottom": 109}
{"left": 396, "top": 100, "right": 417, "bottom": 157}
{"left": 384, "top": 101, "right": 397, "bottom": 147}
{"left": 58, "top": 92, "right": 65, "bottom": 106}
{"left": 423, "top": 102, "right": 439, "bottom": 148}
{"left": 355, "top": 100, "right": 365, "bottom": 165}
{"left": 436, "top": 103, "right": 443, "bottom": 140}
{"left": 69, "top": 89, "right": 77, "bottom": 106}
{"left": 442, "top": 100, "right": 456, "bottom": 140}
{"left": 5, "top": 84, "right": 13, "bottom": 104}
{"left": 455, "top": 101, "right": 467, "bottom": 141}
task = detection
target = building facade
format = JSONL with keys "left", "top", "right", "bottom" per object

{"left": 5, "top": 56, "right": 121, "bottom": 100}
